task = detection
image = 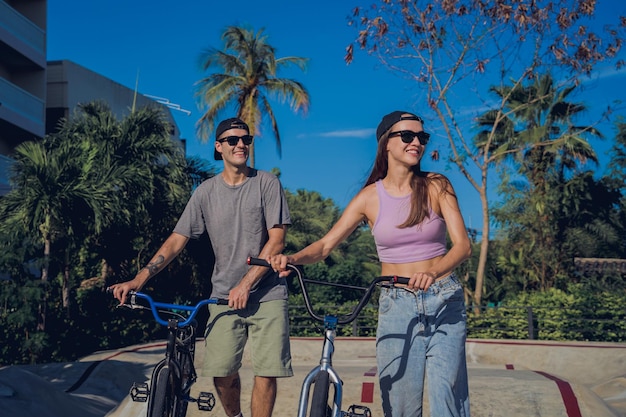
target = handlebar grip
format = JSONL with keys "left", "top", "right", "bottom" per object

{"left": 247, "top": 257, "right": 270, "bottom": 267}
{"left": 392, "top": 276, "right": 410, "bottom": 285}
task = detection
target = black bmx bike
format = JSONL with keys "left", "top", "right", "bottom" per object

{"left": 113, "top": 291, "right": 228, "bottom": 417}
{"left": 247, "top": 257, "right": 409, "bottom": 417}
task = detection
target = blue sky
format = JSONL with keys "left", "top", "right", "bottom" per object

{"left": 47, "top": 0, "right": 626, "bottom": 231}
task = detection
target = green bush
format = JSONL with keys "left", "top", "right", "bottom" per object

{"left": 289, "top": 284, "right": 626, "bottom": 342}
{"left": 467, "top": 284, "right": 626, "bottom": 341}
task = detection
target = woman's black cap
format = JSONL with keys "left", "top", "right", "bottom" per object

{"left": 376, "top": 111, "right": 424, "bottom": 141}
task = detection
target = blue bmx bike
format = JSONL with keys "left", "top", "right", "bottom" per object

{"left": 114, "top": 291, "right": 227, "bottom": 417}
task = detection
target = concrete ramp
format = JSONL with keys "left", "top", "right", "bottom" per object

{"left": 1, "top": 338, "right": 624, "bottom": 417}
{"left": 593, "top": 376, "right": 626, "bottom": 415}
{"left": 466, "top": 365, "right": 618, "bottom": 417}
{"left": 465, "top": 339, "right": 626, "bottom": 417}
{"left": 0, "top": 358, "right": 147, "bottom": 417}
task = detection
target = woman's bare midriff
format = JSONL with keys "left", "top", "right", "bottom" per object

{"left": 380, "top": 255, "right": 450, "bottom": 281}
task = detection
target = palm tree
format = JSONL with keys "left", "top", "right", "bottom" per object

{"left": 497, "top": 75, "right": 599, "bottom": 181}
{"left": 0, "top": 102, "right": 195, "bottom": 329}
{"left": 62, "top": 102, "right": 194, "bottom": 286}
{"left": 0, "top": 135, "right": 121, "bottom": 330}
{"left": 483, "top": 74, "right": 602, "bottom": 290}
{"left": 195, "top": 26, "right": 310, "bottom": 167}
{"left": 284, "top": 189, "right": 341, "bottom": 254}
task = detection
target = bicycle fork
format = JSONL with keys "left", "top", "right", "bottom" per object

{"left": 297, "top": 325, "right": 344, "bottom": 417}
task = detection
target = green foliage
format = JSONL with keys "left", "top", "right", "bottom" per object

{"left": 491, "top": 165, "right": 625, "bottom": 297}
{"left": 288, "top": 295, "right": 380, "bottom": 337}
{"left": 289, "top": 281, "right": 626, "bottom": 341}
{"left": 284, "top": 190, "right": 340, "bottom": 252}
{"left": 468, "top": 284, "right": 626, "bottom": 341}
{"left": 283, "top": 189, "right": 380, "bottom": 304}
{"left": 487, "top": 74, "right": 625, "bottom": 294}
{"left": 0, "top": 280, "right": 46, "bottom": 364}
{"left": 0, "top": 102, "right": 216, "bottom": 365}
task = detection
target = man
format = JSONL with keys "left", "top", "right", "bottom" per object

{"left": 109, "top": 117, "right": 292, "bottom": 417}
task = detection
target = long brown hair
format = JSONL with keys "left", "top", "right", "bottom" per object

{"left": 364, "top": 131, "right": 448, "bottom": 228}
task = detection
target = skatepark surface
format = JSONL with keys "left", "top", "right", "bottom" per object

{"left": 1, "top": 337, "right": 625, "bottom": 417}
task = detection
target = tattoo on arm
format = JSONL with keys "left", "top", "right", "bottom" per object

{"left": 142, "top": 255, "right": 165, "bottom": 277}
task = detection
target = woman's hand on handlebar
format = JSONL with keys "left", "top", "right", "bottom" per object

{"left": 407, "top": 271, "right": 436, "bottom": 291}
{"left": 267, "top": 254, "right": 294, "bottom": 278}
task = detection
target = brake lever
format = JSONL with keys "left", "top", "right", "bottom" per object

{"left": 115, "top": 303, "right": 146, "bottom": 310}
{"left": 113, "top": 292, "right": 145, "bottom": 310}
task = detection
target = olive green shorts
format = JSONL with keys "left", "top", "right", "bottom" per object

{"left": 203, "top": 299, "right": 293, "bottom": 378}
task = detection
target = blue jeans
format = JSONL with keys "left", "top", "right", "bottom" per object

{"left": 376, "top": 274, "right": 470, "bottom": 417}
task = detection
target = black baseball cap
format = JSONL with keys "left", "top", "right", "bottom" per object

{"left": 376, "top": 111, "right": 424, "bottom": 141}
{"left": 214, "top": 117, "right": 250, "bottom": 160}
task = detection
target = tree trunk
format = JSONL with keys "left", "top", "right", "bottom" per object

{"left": 472, "top": 190, "right": 491, "bottom": 314}
{"left": 100, "top": 258, "right": 109, "bottom": 283}
{"left": 249, "top": 142, "right": 256, "bottom": 168}
{"left": 62, "top": 249, "right": 70, "bottom": 316}
{"left": 37, "top": 237, "right": 51, "bottom": 332}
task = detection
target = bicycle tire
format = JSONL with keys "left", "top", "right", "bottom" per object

{"left": 148, "top": 364, "right": 176, "bottom": 417}
{"left": 175, "top": 353, "right": 193, "bottom": 417}
{"left": 175, "top": 398, "right": 188, "bottom": 417}
{"left": 310, "top": 370, "right": 332, "bottom": 417}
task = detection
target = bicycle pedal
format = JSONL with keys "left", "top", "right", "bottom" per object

{"left": 197, "top": 391, "right": 216, "bottom": 411}
{"left": 129, "top": 382, "right": 149, "bottom": 402}
{"left": 345, "top": 404, "right": 372, "bottom": 417}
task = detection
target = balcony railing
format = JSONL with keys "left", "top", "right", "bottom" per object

{"left": 0, "top": 76, "right": 45, "bottom": 136}
{"left": 0, "top": 154, "right": 14, "bottom": 195}
{"left": 0, "top": 0, "right": 45, "bottom": 56}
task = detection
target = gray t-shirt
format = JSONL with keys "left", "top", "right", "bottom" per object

{"left": 173, "top": 169, "right": 291, "bottom": 302}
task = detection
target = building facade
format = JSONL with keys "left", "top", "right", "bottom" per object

{"left": 0, "top": 1, "right": 181, "bottom": 195}
{"left": 46, "top": 59, "right": 182, "bottom": 139}
{"left": 0, "top": 0, "right": 47, "bottom": 194}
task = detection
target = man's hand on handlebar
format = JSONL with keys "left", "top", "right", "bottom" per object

{"left": 228, "top": 282, "right": 251, "bottom": 310}
{"left": 108, "top": 279, "right": 142, "bottom": 305}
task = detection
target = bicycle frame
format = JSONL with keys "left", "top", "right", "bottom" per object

{"left": 247, "top": 257, "right": 409, "bottom": 417}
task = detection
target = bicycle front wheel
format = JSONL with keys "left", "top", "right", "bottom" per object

{"left": 310, "top": 370, "right": 332, "bottom": 417}
{"left": 148, "top": 363, "right": 177, "bottom": 417}
{"left": 174, "top": 353, "right": 193, "bottom": 417}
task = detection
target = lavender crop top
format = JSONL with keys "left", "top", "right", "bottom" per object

{"left": 371, "top": 180, "right": 447, "bottom": 263}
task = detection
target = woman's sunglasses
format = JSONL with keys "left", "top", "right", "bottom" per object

{"left": 388, "top": 130, "right": 430, "bottom": 145}
{"left": 217, "top": 135, "right": 254, "bottom": 146}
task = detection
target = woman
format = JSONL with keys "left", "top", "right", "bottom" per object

{"left": 269, "top": 110, "right": 472, "bottom": 417}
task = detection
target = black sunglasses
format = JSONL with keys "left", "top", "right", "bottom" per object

{"left": 388, "top": 130, "right": 430, "bottom": 145}
{"left": 217, "top": 135, "right": 254, "bottom": 146}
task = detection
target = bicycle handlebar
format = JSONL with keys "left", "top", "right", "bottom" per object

{"left": 247, "top": 257, "right": 409, "bottom": 325}
{"left": 117, "top": 291, "right": 228, "bottom": 327}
